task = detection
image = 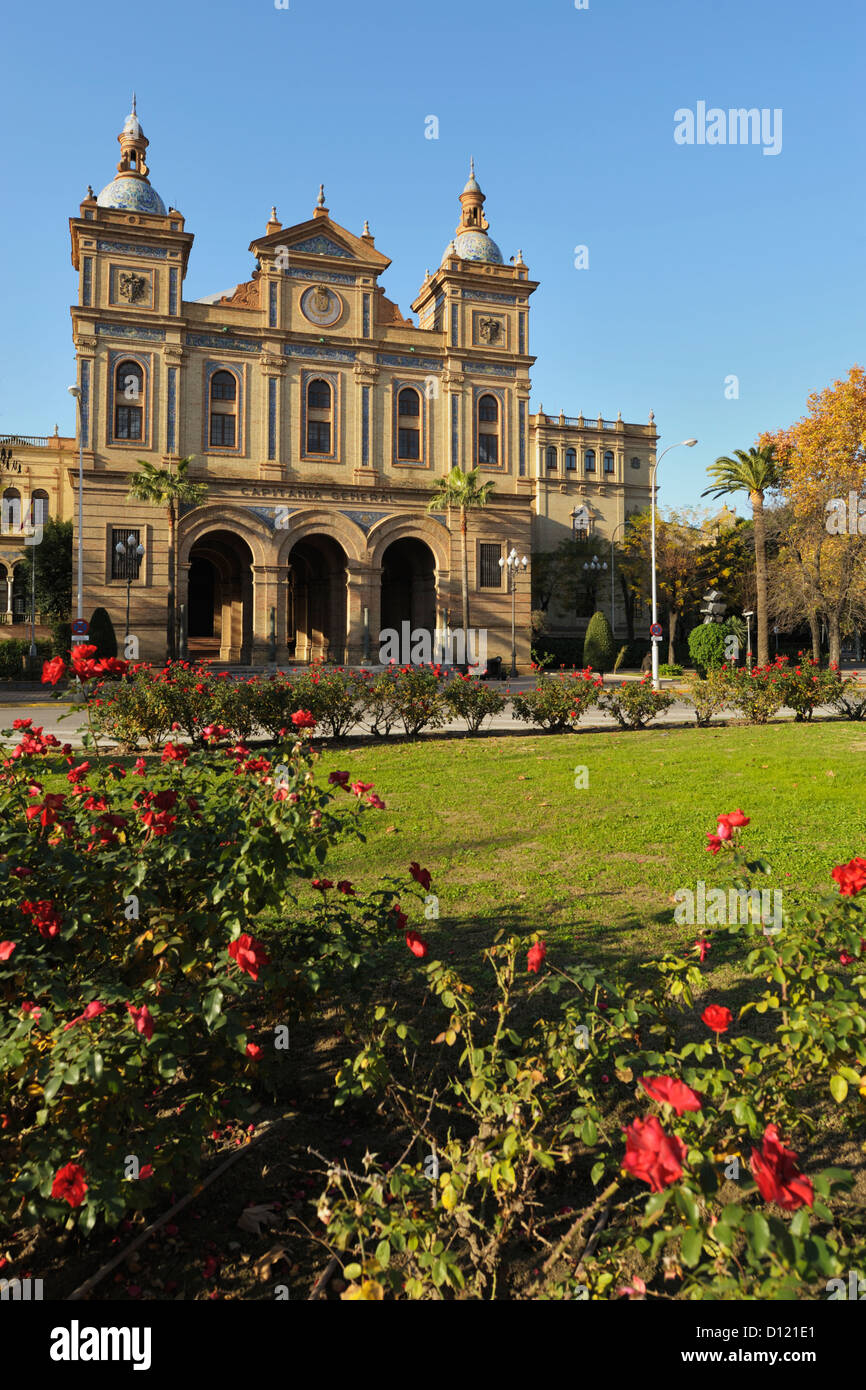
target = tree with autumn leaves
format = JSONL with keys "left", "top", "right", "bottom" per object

{"left": 759, "top": 365, "right": 866, "bottom": 666}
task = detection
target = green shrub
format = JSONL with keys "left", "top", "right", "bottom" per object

{"left": 658, "top": 663, "right": 683, "bottom": 678}
{"left": 0, "top": 639, "right": 52, "bottom": 680}
{"left": 441, "top": 675, "right": 505, "bottom": 733}
{"left": 88, "top": 607, "right": 117, "bottom": 659}
{"left": 598, "top": 677, "right": 675, "bottom": 729}
{"left": 372, "top": 665, "right": 446, "bottom": 738}
{"left": 687, "top": 623, "right": 727, "bottom": 675}
{"left": 721, "top": 663, "right": 785, "bottom": 724}
{"left": 684, "top": 670, "right": 731, "bottom": 727}
{"left": 511, "top": 670, "right": 603, "bottom": 732}
{"left": 583, "top": 611, "right": 617, "bottom": 675}
{"left": 828, "top": 670, "right": 866, "bottom": 721}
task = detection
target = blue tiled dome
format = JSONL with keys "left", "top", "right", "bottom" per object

{"left": 446, "top": 229, "right": 504, "bottom": 265}
{"left": 96, "top": 177, "right": 166, "bottom": 215}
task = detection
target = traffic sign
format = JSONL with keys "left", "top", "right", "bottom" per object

{"left": 650, "top": 622, "right": 663, "bottom": 638}
{"left": 72, "top": 619, "right": 88, "bottom": 636}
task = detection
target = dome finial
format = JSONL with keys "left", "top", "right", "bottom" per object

{"left": 317, "top": 183, "right": 325, "bottom": 208}
{"left": 132, "top": 91, "right": 137, "bottom": 115}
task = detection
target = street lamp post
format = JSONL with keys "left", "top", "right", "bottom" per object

{"left": 744, "top": 610, "right": 754, "bottom": 668}
{"left": 67, "top": 384, "right": 85, "bottom": 645}
{"left": 498, "top": 547, "right": 528, "bottom": 678}
{"left": 115, "top": 533, "right": 145, "bottom": 641}
{"left": 650, "top": 438, "right": 698, "bottom": 688}
{"left": 582, "top": 554, "right": 607, "bottom": 627}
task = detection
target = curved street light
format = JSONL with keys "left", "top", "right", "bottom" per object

{"left": 650, "top": 439, "right": 698, "bottom": 688}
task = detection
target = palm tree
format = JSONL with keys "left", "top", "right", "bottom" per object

{"left": 127, "top": 457, "right": 208, "bottom": 660}
{"left": 702, "top": 446, "right": 779, "bottom": 666}
{"left": 427, "top": 466, "right": 495, "bottom": 666}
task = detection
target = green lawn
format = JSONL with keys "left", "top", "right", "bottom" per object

{"left": 316, "top": 721, "right": 866, "bottom": 974}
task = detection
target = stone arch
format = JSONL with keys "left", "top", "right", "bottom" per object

{"left": 186, "top": 529, "right": 255, "bottom": 663}
{"left": 366, "top": 512, "right": 450, "bottom": 573}
{"left": 274, "top": 509, "right": 366, "bottom": 567}
{"left": 179, "top": 504, "right": 272, "bottom": 569}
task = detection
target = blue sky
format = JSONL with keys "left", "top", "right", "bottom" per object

{"left": 1, "top": 0, "right": 863, "bottom": 510}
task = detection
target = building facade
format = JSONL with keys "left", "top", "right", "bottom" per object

{"left": 1, "top": 105, "right": 657, "bottom": 664}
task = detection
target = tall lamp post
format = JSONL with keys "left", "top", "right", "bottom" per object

{"left": 650, "top": 438, "right": 698, "bottom": 688}
{"left": 498, "top": 547, "right": 528, "bottom": 678}
{"left": 67, "top": 384, "right": 85, "bottom": 646}
{"left": 582, "top": 554, "right": 607, "bottom": 623}
{"left": 115, "top": 533, "right": 145, "bottom": 640}
{"left": 744, "top": 610, "right": 754, "bottom": 668}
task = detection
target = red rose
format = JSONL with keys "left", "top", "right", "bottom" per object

{"left": 406, "top": 930, "right": 429, "bottom": 959}
{"left": 20, "top": 899, "right": 62, "bottom": 938}
{"left": 701, "top": 1004, "right": 733, "bottom": 1034}
{"left": 337, "top": 880, "right": 354, "bottom": 896}
{"left": 228, "top": 933, "right": 269, "bottom": 980}
{"left": 640, "top": 1075, "right": 702, "bottom": 1116}
{"left": 328, "top": 770, "right": 350, "bottom": 788}
{"left": 245, "top": 1043, "right": 263, "bottom": 1059}
{"left": 716, "top": 818, "right": 733, "bottom": 841}
{"left": 366, "top": 794, "right": 386, "bottom": 810}
{"left": 750, "top": 1124, "right": 814, "bottom": 1211}
{"left": 391, "top": 904, "right": 408, "bottom": 932}
{"left": 312, "top": 878, "right": 334, "bottom": 892}
{"left": 0, "top": 942, "right": 16, "bottom": 961}
{"left": 623, "top": 1116, "right": 687, "bottom": 1192}
{"left": 161, "top": 742, "right": 189, "bottom": 764}
{"left": 350, "top": 781, "right": 374, "bottom": 798}
{"left": 723, "top": 809, "right": 750, "bottom": 828}
{"left": 291, "top": 710, "right": 316, "bottom": 729}
{"left": 831, "top": 857, "right": 866, "bottom": 897}
{"left": 527, "top": 941, "right": 547, "bottom": 974}
{"left": 706, "top": 834, "right": 723, "bottom": 855}
{"left": 126, "top": 1003, "right": 155, "bottom": 1040}
{"left": 694, "top": 938, "right": 711, "bottom": 962}
{"left": 409, "top": 862, "right": 432, "bottom": 891}
{"left": 42, "top": 656, "right": 67, "bottom": 687}
{"left": 51, "top": 1162, "right": 88, "bottom": 1208}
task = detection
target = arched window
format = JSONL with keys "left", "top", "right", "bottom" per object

{"left": 584, "top": 449, "right": 596, "bottom": 472}
{"left": 477, "top": 394, "right": 499, "bottom": 466}
{"left": 546, "top": 446, "right": 558, "bottom": 471}
{"left": 114, "top": 360, "right": 144, "bottom": 441}
{"left": 565, "top": 448, "right": 577, "bottom": 471}
{"left": 397, "top": 387, "right": 421, "bottom": 460}
{"left": 209, "top": 370, "right": 239, "bottom": 448}
{"left": 30, "top": 490, "right": 49, "bottom": 526}
{"left": 603, "top": 450, "right": 615, "bottom": 474}
{"left": 2, "top": 487, "right": 21, "bottom": 533}
{"left": 306, "top": 378, "right": 332, "bottom": 454}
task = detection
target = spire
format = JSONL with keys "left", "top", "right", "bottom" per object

{"left": 132, "top": 91, "right": 137, "bottom": 115}
{"left": 116, "top": 101, "right": 149, "bottom": 178}
{"left": 266, "top": 205, "right": 282, "bottom": 234}
{"left": 314, "top": 183, "right": 328, "bottom": 218}
{"left": 456, "top": 158, "right": 488, "bottom": 235}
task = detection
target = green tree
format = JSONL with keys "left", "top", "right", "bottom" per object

{"left": 15, "top": 519, "right": 72, "bottom": 622}
{"left": 583, "top": 610, "right": 616, "bottom": 673}
{"left": 88, "top": 606, "right": 117, "bottom": 659}
{"left": 428, "top": 466, "right": 495, "bottom": 666}
{"left": 702, "top": 446, "right": 780, "bottom": 666}
{"left": 127, "top": 457, "right": 207, "bottom": 660}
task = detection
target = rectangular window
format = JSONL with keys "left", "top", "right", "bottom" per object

{"left": 210, "top": 413, "right": 236, "bottom": 447}
{"left": 604, "top": 454, "right": 615, "bottom": 474}
{"left": 307, "top": 419, "right": 330, "bottom": 453}
{"left": 398, "top": 427, "right": 420, "bottom": 460}
{"left": 82, "top": 257, "right": 92, "bottom": 307}
{"left": 518, "top": 399, "right": 526, "bottom": 476}
{"left": 111, "top": 528, "right": 143, "bottom": 580}
{"left": 363, "top": 293, "right": 371, "bottom": 338}
{"left": 451, "top": 304, "right": 459, "bottom": 347}
{"left": 479, "top": 542, "right": 502, "bottom": 589}
{"left": 170, "top": 266, "right": 179, "bottom": 316}
{"left": 518, "top": 312, "right": 525, "bottom": 355}
{"left": 114, "top": 406, "right": 142, "bottom": 440}
{"left": 478, "top": 433, "right": 498, "bottom": 465}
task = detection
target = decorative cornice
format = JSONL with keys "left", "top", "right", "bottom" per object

{"left": 376, "top": 352, "right": 443, "bottom": 370}
{"left": 284, "top": 266, "right": 356, "bottom": 286}
{"left": 460, "top": 360, "right": 516, "bottom": 377}
{"left": 97, "top": 323, "right": 166, "bottom": 342}
{"left": 283, "top": 343, "right": 356, "bottom": 363}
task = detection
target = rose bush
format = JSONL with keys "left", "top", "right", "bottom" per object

{"left": 511, "top": 670, "right": 603, "bottom": 733}
{"left": 0, "top": 679, "right": 421, "bottom": 1234}
{"left": 315, "top": 811, "right": 866, "bottom": 1299}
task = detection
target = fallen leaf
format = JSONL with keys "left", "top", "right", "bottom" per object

{"left": 238, "top": 1203, "right": 281, "bottom": 1236}
{"left": 252, "top": 1244, "right": 288, "bottom": 1281}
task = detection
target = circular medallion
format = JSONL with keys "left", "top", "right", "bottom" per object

{"left": 300, "top": 284, "right": 342, "bottom": 326}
